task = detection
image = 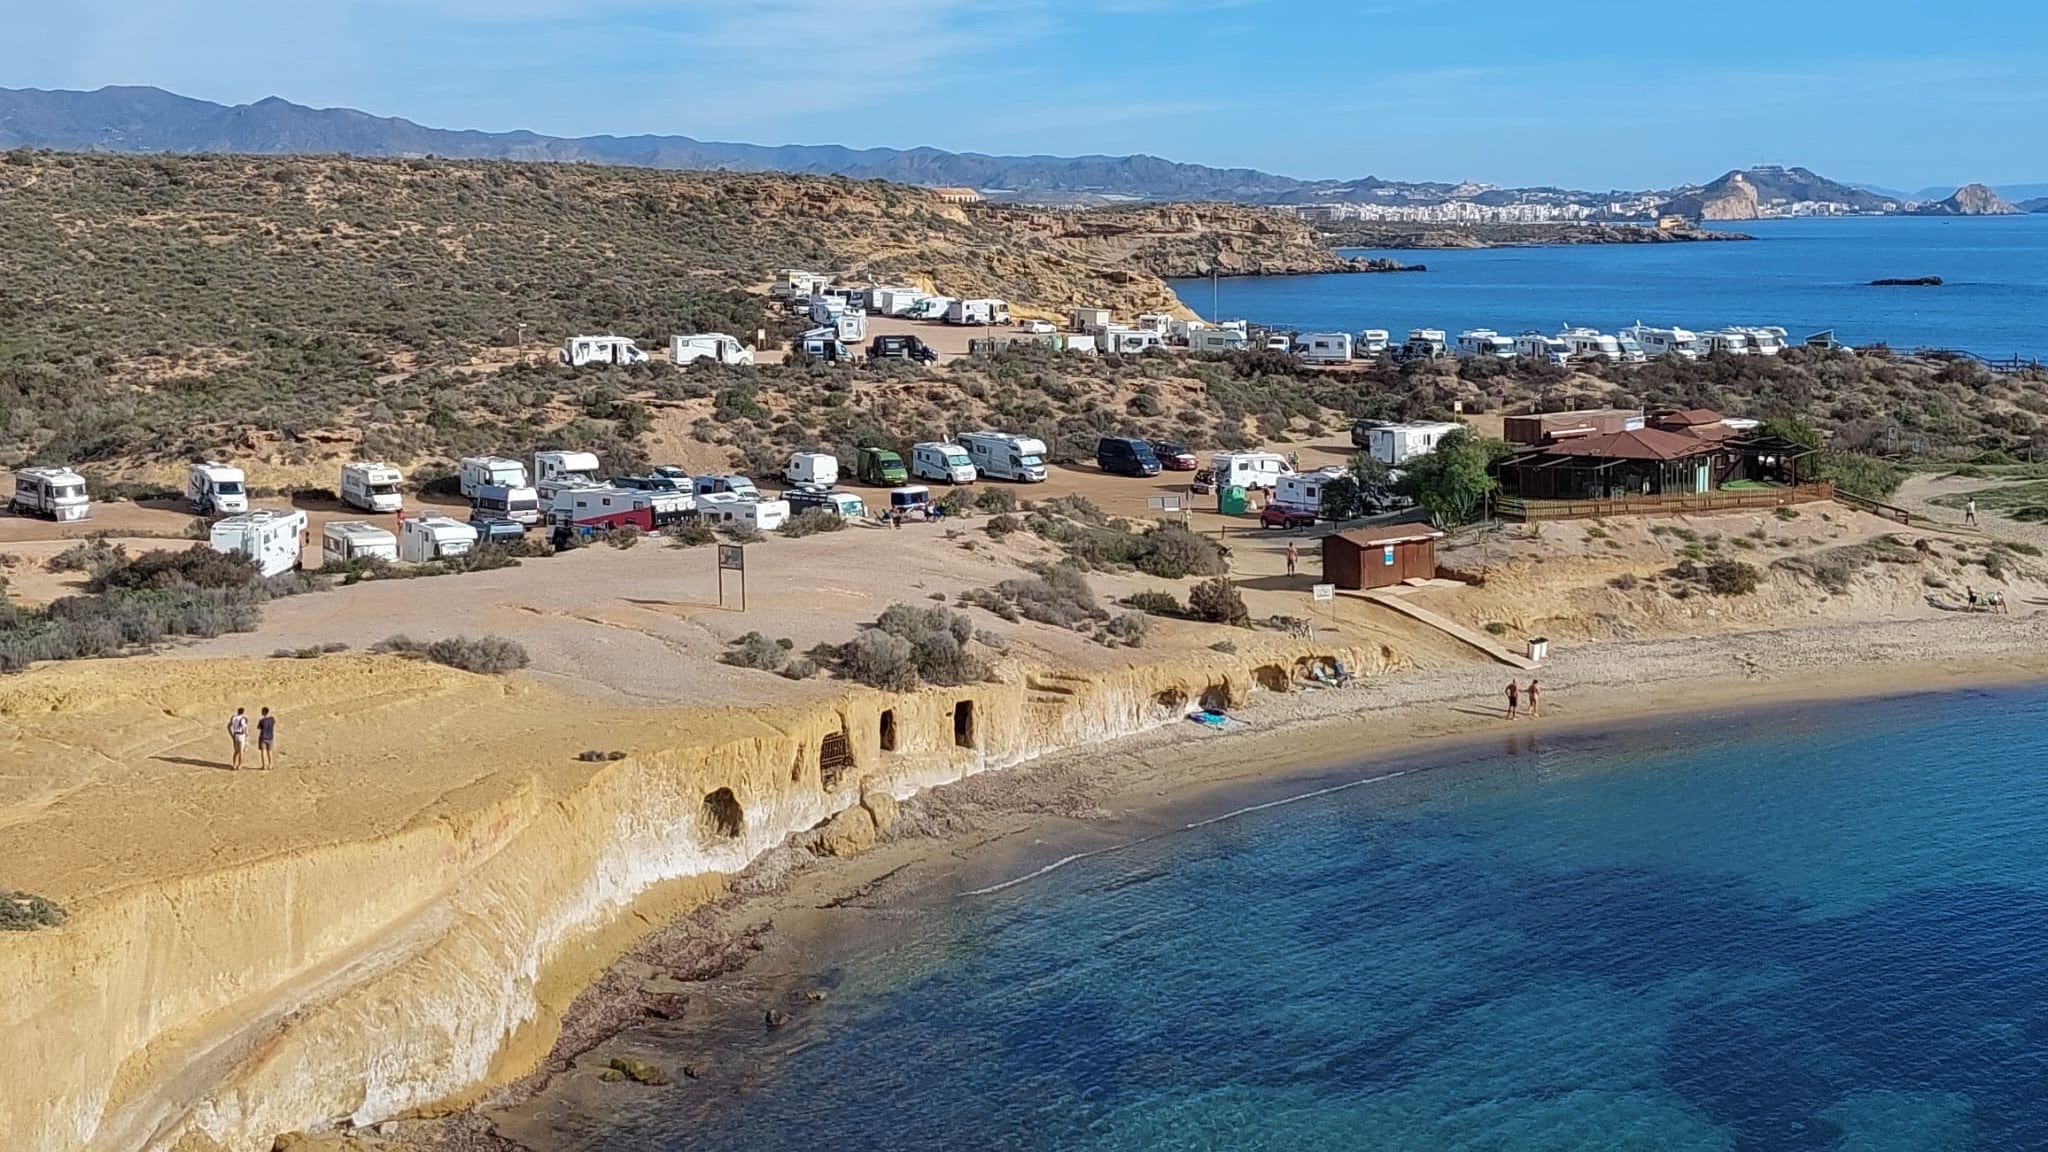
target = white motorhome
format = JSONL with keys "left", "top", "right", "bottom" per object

{"left": 186, "top": 461, "right": 248, "bottom": 515}
{"left": 1512, "top": 332, "right": 1572, "bottom": 366}
{"left": 1454, "top": 329, "right": 1517, "bottom": 359}
{"left": 808, "top": 296, "right": 849, "bottom": 328}
{"left": 1368, "top": 421, "right": 1464, "bottom": 466}
{"left": 1357, "top": 329, "right": 1391, "bottom": 356}
{"left": 340, "top": 462, "right": 404, "bottom": 514}
{"left": 1730, "top": 326, "right": 1789, "bottom": 356}
{"left": 670, "top": 334, "right": 755, "bottom": 366}
{"left": 1103, "top": 326, "right": 1166, "bottom": 355}
{"left": 783, "top": 452, "right": 840, "bottom": 487}
{"left": 864, "top": 286, "right": 918, "bottom": 316}
{"left": 1700, "top": 329, "right": 1754, "bottom": 356}
{"left": 833, "top": 311, "right": 867, "bottom": 343}
{"left": 471, "top": 483, "right": 540, "bottom": 526}
{"left": 798, "top": 327, "right": 852, "bottom": 361}
{"left": 1293, "top": 332, "right": 1355, "bottom": 364}
{"left": 9, "top": 466, "right": 89, "bottom": 522}
{"left": 946, "top": 299, "right": 1010, "bottom": 326}
{"left": 1558, "top": 327, "right": 1624, "bottom": 362}
{"left": 1134, "top": 312, "right": 1174, "bottom": 335}
{"left": 459, "top": 456, "right": 529, "bottom": 499}
{"left": 773, "top": 270, "right": 831, "bottom": 301}
{"left": 906, "top": 296, "right": 956, "bottom": 321}
{"left": 912, "top": 442, "right": 977, "bottom": 485}
{"left": 1622, "top": 324, "right": 1703, "bottom": 360}
{"left": 1071, "top": 307, "right": 1112, "bottom": 332}
{"left": 1167, "top": 318, "right": 1210, "bottom": 343}
{"left": 694, "top": 492, "right": 790, "bottom": 532}
{"left": 537, "top": 477, "right": 608, "bottom": 515}
{"left": 691, "top": 474, "right": 760, "bottom": 500}
{"left": 1273, "top": 467, "right": 1348, "bottom": 515}
{"left": 561, "top": 335, "right": 647, "bottom": 367}
{"left": 1210, "top": 451, "right": 1293, "bottom": 492}
{"left": 321, "top": 520, "right": 398, "bottom": 566}
{"left": 1188, "top": 328, "right": 1250, "bottom": 354}
{"left": 785, "top": 488, "right": 867, "bottom": 520}
{"left": 398, "top": 515, "right": 478, "bottom": 563}
{"left": 534, "top": 451, "right": 602, "bottom": 486}
{"left": 208, "top": 509, "right": 306, "bottom": 577}
{"left": 961, "top": 432, "right": 1048, "bottom": 482}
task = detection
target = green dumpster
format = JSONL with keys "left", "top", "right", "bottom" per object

{"left": 1218, "top": 485, "right": 1248, "bottom": 516}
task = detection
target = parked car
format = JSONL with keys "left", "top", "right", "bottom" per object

{"left": 1150, "top": 440, "right": 1199, "bottom": 471}
{"left": 1020, "top": 319, "right": 1056, "bottom": 335}
{"left": 1259, "top": 504, "right": 1318, "bottom": 530}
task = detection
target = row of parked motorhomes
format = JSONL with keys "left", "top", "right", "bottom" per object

{"left": 1286, "top": 324, "right": 1793, "bottom": 366}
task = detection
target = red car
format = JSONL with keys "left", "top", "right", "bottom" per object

{"left": 1150, "top": 440, "right": 1199, "bottom": 471}
{"left": 1259, "top": 504, "right": 1318, "bottom": 529}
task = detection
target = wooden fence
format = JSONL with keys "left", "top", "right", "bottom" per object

{"left": 1494, "top": 483, "right": 1834, "bottom": 522}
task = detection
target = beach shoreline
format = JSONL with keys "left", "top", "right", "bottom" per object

{"left": 445, "top": 612, "right": 2048, "bottom": 1150}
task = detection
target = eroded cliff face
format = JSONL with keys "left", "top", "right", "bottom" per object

{"left": 2, "top": 643, "right": 1386, "bottom": 1152}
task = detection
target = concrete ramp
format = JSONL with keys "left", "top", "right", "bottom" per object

{"left": 1349, "top": 588, "right": 1540, "bottom": 670}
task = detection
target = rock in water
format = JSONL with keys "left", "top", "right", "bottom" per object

{"left": 1869, "top": 276, "right": 1943, "bottom": 287}
{"left": 765, "top": 1008, "right": 791, "bottom": 1028}
{"left": 606, "top": 1056, "right": 672, "bottom": 1086}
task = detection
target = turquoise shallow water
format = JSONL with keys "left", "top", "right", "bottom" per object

{"left": 595, "top": 687, "right": 2048, "bottom": 1151}
{"left": 1168, "top": 215, "right": 2048, "bottom": 358}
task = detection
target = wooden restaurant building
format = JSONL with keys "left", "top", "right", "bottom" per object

{"left": 1493, "top": 408, "right": 1820, "bottom": 517}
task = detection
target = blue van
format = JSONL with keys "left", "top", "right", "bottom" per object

{"left": 1096, "top": 437, "right": 1161, "bottom": 477}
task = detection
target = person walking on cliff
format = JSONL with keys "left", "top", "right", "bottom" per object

{"left": 1285, "top": 541, "right": 1298, "bottom": 578}
{"left": 1504, "top": 680, "right": 1520, "bottom": 721}
{"left": 257, "top": 707, "right": 277, "bottom": 771}
{"left": 1965, "top": 497, "right": 1978, "bottom": 527}
{"left": 227, "top": 707, "right": 249, "bottom": 771}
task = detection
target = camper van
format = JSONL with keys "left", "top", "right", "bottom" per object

{"left": 1293, "top": 332, "right": 1354, "bottom": 364}
{"left": 9, "top": 467, "right": 89, "bottom": 522}
{"left": 670, "top": 334, "right": 755, "bottom": 366}
{"left": 321, "top": 520, "right": 398, "bottom": 566}
{"left": 1096, "top": 437, "right": 1161, "bottom": 478}
{"left": 784, "top": 453, "right": 840, "bottom": 487}
{"left": 784, "top": 488, "right": 867, "bottom": 521}
{"left": 1392, "top": 328, "right": 1449, "bottom": 363}
{"left": 772, "top": 270, "right": 831, "bottom": 301}
{"left": 561, "top": 335, "right": 647, "bottom": 367}
{"left": 1558, "top": 327, "right": 1624, "bottom": 363}
{"left": 692, "top": 474, "right": 760, "bottom": 500}
{"left": 1272, "top": 467, "right": 1348, "bottom": 518}
{"left": 398, "top": 515, "right": 479, "bottom": 563}
{"left": 807, "top": 296, "right": 848, "bottom": 328}
{"left": 868, "top": 334, "right": 939, "bottom": 363}
{"left": 1621, "top": 324, "right": 1703, "bottom": 361}
{"left": 961, "top": 432, "right": 1048, "bottom": 483}
{"left": 946, "top": 299, "right": 1011, "bottom": 326}
{"left": 534, "top": 451, "right": 602, "bottom": 486}
{"left": 471, "top": 483, "right": 540, "bottom": 526}
{"left": 799, "top": 328, "right": 853, "bottom": 361}
{"left": 1356, "top": 329, "right": 1392, "bottom": 356}
{"left": 1700, "top": 329, "right": 1754, "bottom": 357}
{"left": 459, "top": 456, "right": 529, "bottom": 499}
{"left": 1188, "top": 328, "right": 1250, "bottom": 354}
{"left": 1210, "top": 452, "right": 1293, "bottom": 492}
{"left": 1454, "top": 329, "right": 1518, "bottom": 360}
{"left": 1512, "top": 332, "right": 1572, "bottom": 366}
{"left": 340, "top": 462, "right": 404, "bottom": 514}
{"left": 1103, "top": 327, "right": 1166, "bottom": 355}
{"left": 905, "top": 296, "right": 955, "bottom": 321}
{"left": 1366, "top": 421, "right": 1464, "bottom": 466}
{"left": 856, "top": 448, "right": 909, "bottom": 487}
{"left": 209, "top": 509, "right": 306, "bottom": 577}
{"left": 187, "top": 461, "right": 248, "bottom": 515}
{"left": 1730, "top": 326, "right": 1789, "bottom": 356}
{"left": 912, "top": 442, "right": 977, "bottom": 485}
{"left": 536, "top": 477, "right": 606, "bottom": 515}
{"left": 695, "top": 493, "right": 790, "bottom": 532}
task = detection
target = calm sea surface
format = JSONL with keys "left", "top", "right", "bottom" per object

{"left": 1168, "top": 215, "right": 2048, "bottom": 358}
{"left": 585, "top": 686, "right": 2048, "bottom": 1151}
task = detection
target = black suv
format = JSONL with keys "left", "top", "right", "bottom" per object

{"left": 868, "top": 334, "right": 939, "bottom": 364}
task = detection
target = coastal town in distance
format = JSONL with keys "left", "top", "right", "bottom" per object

{"left": 4, "top": 5, "right": 2048, "bottom": 1150}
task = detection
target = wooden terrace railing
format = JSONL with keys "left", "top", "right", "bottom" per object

{"left": 1494, "top": 483, "right": 1835, "bottom": 522}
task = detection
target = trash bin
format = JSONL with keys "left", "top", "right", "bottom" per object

{"left": 1527, "top": 637, "right": 1548, "bottom": 662}
{"left": 1218, "top": 485, "right": 1248, "bottom": 516}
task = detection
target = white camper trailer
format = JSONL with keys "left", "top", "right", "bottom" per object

{"left": 1102, "top": 326, "right": 1166, "bottom": 355}
{"left": 1293, "top": 332, "right": 1354, "bottom": 364}
{"left": 912, "top": 442, "right": 977, "bottom": 485}
{"left": 208, "top": 509, "right": 306, "bottom": 577}
{"left": 9, "top": 466, "right": 90, "bottom": 522}
{"left": 961, "top": 432, "right": 1048, "bottom": 482}
{"left": 471, "top": 483, "right": 540, "bottom": 526}
{"left": 459, "top": 456, "right": 529, "bottom": 498}
{"left": 398, "top": 515, "right": 479, "bottom": 563}
{"left": 1367, "top": 421, "right": 1464, "bottom": 466}
{"left": 694, "top": 492, "right": 790, "bottom": 532}
{"left": 186, "top": 461, "right": 248, "bottom": 515}
{"left": 561, "top": 335, "right": 647, "bottom": 367}
{"left": 783, "top": 452, "right": 840, "bottom": 487}
{"left": 1454, "top": 329, "right": 1517, "bottom": 360}
{"left": 1357, "top": 329, "right": 1392, "bottom": 356}
{"left": 946, "top": 299, "right": 1011, "bottom": 326}
{"left": 534, "top": 451, "right": 602, "bottom": 486}
{"left": 669, "top": 334, "right": 755, "bottom": 366}
{"left": 871, "top": 287, "right": 928, "bottom": 317}
{"left": 1210, "top": 452, "right": 1294, "bottom": 492}
{"left": 772, "top": 270, "right": 832, "bottom": 301}
{"left": 340, "top": 462, "right": 404, "bottom": 514}
{"left": 1273, "top": 467, "right": 1349, "bottom": 516}
{"left": 1188, "top": 328, "right": 1249, "bottom": 354}
{"left": 321, "top": 520, "right": 399, "bottom": 566}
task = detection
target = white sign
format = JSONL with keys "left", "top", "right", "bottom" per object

{"left": 1147, "top": 495, "right": 1185, "bottom": 512}
{"left": 1312, "top": 583, "right": 1335, "bottom": 603}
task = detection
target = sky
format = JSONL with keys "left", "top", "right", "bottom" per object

{"left": 8, "top": 0, "right": 2047, "bottom": 191}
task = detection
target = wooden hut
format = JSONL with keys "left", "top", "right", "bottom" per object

{"left": 1323, "top": 524, "right": 1445, "bottom": 590}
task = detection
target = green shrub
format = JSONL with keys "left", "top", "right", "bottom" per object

{"left": 1123, "top": 590, "right": 1187, "bottom": 616}
{"left": 974, "top": 487, "right": 1019, "bottom": 513}
{"left": 373, "top": 634, "right": 530, "bottom": 674}
{"left": 0, "top": 890, "right": 66, "bottom": 931}
{"left": 666, "top": 522, "right": 718, "bottom": 547}
{"left": 1702, "top": 559, "right": 1762, "bottom": 595}
{"left": 723, "top": 631, "right": 793, "bottom": 672}
{"left": 1102, "top": 612, "right": 1151, "bottom": 647}
{"left": 990, "top": 566, "right": 1105, "bottom": 630}
{"left": 1187, "top": 577, "right": 1249, "bottom": 627}
{"left": 779, "top": 508, "right": 846, "bottom": 538}
{"left": 985, "top": 513, "right": 1021, "bottom": 538}
{"left": 1136, "top": 523, "right": 1226, "bottom": 579}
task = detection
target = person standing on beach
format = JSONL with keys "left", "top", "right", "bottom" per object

{"left": 1505, "top": 681, "right": 1520, "bottom": 721}
{"left": 227, "top": 707, "right": 248, "bottom": 771}
{"left": 257, "top": 707, "right": 277, "bottom": 771}
{"left": 1285, "top": 541, "right": 1298, "bottom": 577}
{"left": 1965, "top": 498, "right": 1978, "bottom": 526}
{"left": 1525, "top": 680, "right": 1541, "bottom": 718}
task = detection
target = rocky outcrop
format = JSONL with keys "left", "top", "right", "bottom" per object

{"left": 1661, "top": 172, "right": 1762, "bottom": 221}
{"left": 1870, "top": 276, "right": 1943, "bottom": 287}
{"left": 1909, "top": 183, "right": 2021, "bottom": 216}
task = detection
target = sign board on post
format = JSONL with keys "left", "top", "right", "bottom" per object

{"left": 717, "top": 544, "right": 746, "bottom": 610}
{"left": 1311, "top": 583, "right": 1335, "bottom": 603}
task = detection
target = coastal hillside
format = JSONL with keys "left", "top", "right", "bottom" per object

{"left": 1908, "top": 183, "right": 2022, "bottom": 216}
{"left": 1659, "top": 166, "right": 1895, "bottom": 219}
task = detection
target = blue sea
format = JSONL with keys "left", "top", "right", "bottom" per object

{"left": 1168, "top": 215, "right": 2048, "bottom": 359}
{"left": 581, "top": 686, "right": 2048, "bottom": 1151}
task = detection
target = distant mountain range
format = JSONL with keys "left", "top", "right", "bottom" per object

{"left": 2, "top": 86, "right": 2042, "bottom": 214}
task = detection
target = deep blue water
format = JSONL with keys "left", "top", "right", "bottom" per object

{"left": 1169, "top": 215, "right": 2048, "bottom": 358}
{"left": 601, "top": 687, "right": 2048, "bottom": 1151}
